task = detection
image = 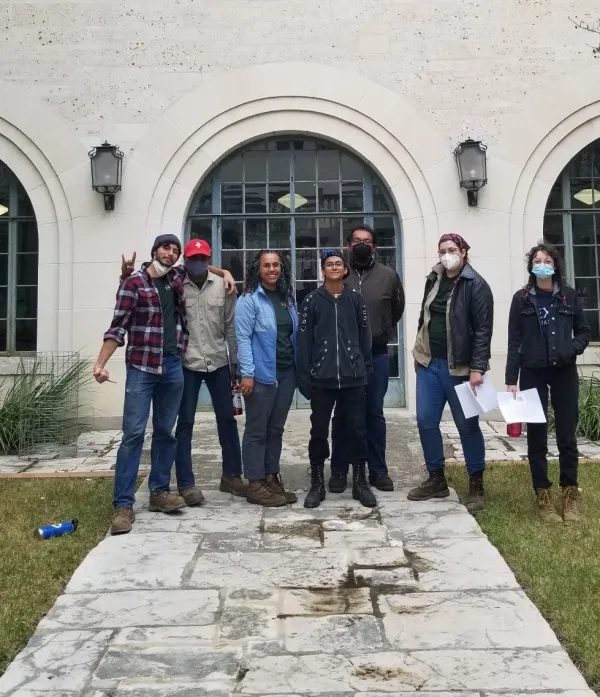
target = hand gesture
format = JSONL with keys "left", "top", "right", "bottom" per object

{"left": 506, "top": 384, "right": 518, "bottom": 400}
{"left": 240, "top": 377, "right": 254, "bottom": 396}
{"left": 93, "top": 364, "right": 115, "bottom": 384}
{"left": 121, "top": 252, "right": 136, "bottom": 278}
{"left": 469, "top": 370, "right": 483, "bottom": 395}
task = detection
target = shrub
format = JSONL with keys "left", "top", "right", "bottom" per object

{"left": 548, "top": 372, "right": 600, "bottom": 442}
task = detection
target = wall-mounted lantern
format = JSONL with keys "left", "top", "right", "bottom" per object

{"left": 89, "top": 141, "right": 124, "bottom": 211}
{"left": 454, "top": 138, "right": 487, "bottom": 207}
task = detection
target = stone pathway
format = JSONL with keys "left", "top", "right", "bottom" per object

{"left": 0, "top": 483, "right": 594, "bottom": 696}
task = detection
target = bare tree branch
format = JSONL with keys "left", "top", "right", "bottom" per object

{"left": 569, "top": 16, "right": 600, "bottom": 56}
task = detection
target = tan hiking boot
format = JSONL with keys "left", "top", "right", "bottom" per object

{"left": 265, "top": 472, "right": 298, "bottom": 503}
{"left": 562, "top": 486, "right": 583, "bottom": 523}
{"left": 220, "top": 475, "right": 248, "bottom": 497}
{"left": 178, "top": 486, "right": 205, "bottom": 507}
{"left": 535, "top": 488, "right": 562, "bottom": 523}
{"left": 110, "top": 507, "right": 135, "bottom": 535}
{"left": 149, "top": 491, "right": 186, "bottom": 513}
{"left": 246, "top": 479, "right": 287, "bottom": 507}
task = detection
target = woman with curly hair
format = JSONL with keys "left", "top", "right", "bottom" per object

{"left": 506, "top": 243, "right": 590, "bottom": 523}
{"left": 235, "top": 250, "right": 299, "bottom": 506}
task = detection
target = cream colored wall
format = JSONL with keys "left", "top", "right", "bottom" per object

{"left": 0, "top": 1, "right": 599, "bottom": 418}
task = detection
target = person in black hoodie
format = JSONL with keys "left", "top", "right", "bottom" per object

{"left": 505, "top": 243, "right": 590, "bottom": 523}
{"left": 297, "top": 249, "right": 376, "bottom": 509}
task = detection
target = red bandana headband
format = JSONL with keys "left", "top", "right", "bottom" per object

{"left": 438, "top": 233, "right": 470, "bottom": 252}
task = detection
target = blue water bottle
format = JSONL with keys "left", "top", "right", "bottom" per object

{"left": 35, "top": 519, "right": 79, "bottom": 540}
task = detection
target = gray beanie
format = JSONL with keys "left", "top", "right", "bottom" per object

{"left": 151, "top": 234, "right": 181, "bottom": 257}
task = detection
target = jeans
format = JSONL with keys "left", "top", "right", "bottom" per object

{"left": 113, "top": 355, "right": 184, "bottom": 508}
{"left": 520, "top": 364, "right": 579, "bottom": 489}
{"left": 309, "top": 386, "right": 367, "bottom": 467}
{"left": 416, "top": 358, "right": 485, "bottom": 475}
{"left": 330, "top": 352, "right": 389, "bottom": 478}
{"left": 175, "top": 365, "right": 242, "bottom": 489}
{"left": 242, "top": 367, "right": 296, "bottom": 480}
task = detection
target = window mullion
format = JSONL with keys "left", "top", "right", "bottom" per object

{"left": 561, "top": 169, "right": 575, "bottom": 284}
{"left": 7, "top": 179, "right": 18, "bottom": 353}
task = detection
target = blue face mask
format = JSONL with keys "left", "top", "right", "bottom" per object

{"left": 532, "top": 263, "right": 555, "bottom": 279}
{"left": 186, "top": 258, "right": 209, "bottom": 278}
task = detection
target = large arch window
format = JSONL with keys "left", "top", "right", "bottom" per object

{"left": 186, "top": 136, "right": 404, "bottom": 404}
{"left": 544, "top": 138, "right": 600, "bottom": 339}
{"left": 0, "top": 162, "right": 38, "bottom": 353}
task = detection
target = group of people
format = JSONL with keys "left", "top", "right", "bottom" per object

{"left": 94, "top": 226, "right": 588, "bottom": 535}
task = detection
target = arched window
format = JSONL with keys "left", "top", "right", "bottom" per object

{"left": 186, "top": 136, "right": 404, "bottom": 405}
{"left": 0, "top": 162, "right": 38, "bottom": 353}
{"left": 544, "top": 138, "right": 600, "bottom": 340}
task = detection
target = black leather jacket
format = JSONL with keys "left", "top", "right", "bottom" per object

{"left": 505, "top": 284, "right": 590, "bottom": 385}
{"left": 418, "top": 263, "right": 494, "bottom": 372}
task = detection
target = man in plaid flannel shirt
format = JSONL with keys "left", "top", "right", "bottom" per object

{"left": 93, "top": 233, "right": 234, "bottom": 535}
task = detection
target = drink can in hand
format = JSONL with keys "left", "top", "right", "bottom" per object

{"left": 232, "top": 381, "right": 243, "bottom": 416}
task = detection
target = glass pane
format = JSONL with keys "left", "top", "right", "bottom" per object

{"left": 294, "top": 151, "right": 316, "bottom": 181}
{"left": 18, "top": 183, "right": 34, "bottom": 217}
{"left": 221, "top": 250, "right": 245, "bottom": 282}
{"left": 16, "top": 255, "right": 37, "bottom": 286}
{"left": 222, "top": 219, "right": 243, "bottom": 250}
{"left": 16, "top": 286, "right": 37, "bottom": 319}
{"left": 15, "top": 319, "right": 36, "bottom": 352}
{"left": 317, "top": 150, "right": 339, "bottom": 180}
{"left": 269, "top": 219, "right": 291, "bottom": 248}
{"left": 378, "top": 248, "right": 397, "bottom": 269}
{"left": 296, "top": 281, "right": 317, "bottom": 306}
{"left": 318, "top": 182, "right": 340, "bottom": 213}
{"left": 244, "top": 152, "right": 266, "bottom": 182}
{"left": 388, "top": 345, "right": 399, "bottom": 378}
{"left": 373, "top": 216, "right": 395, "bottom": 246}
{"left": 267, "top": 152, "right": 289, "bottom": 182}
{"left": 0, "top": 222, "right": 8, "bottom": 253}
{"left": 342, "top": 182, "right": 364, "bottom": 212}
{"left": 268, "top": 183, "right": 290, "bottom": 214}
{"left": 296, "top": 218, "right": 317, "bottom": 248}
{"left": 245, "top": 184, "right": 266, "bottom": 214}
{"left": 17, "top": 221, "right": 38, "bottom": 253}
{"left": 220, "top": 155, "right": 243, "bottom": 183}
{"left": 572, "top": 214, "right": 594, "bottom": 245}
{"left": 0, "top": 320, "right": 6, "bottom": 351}
{"left": 189, "top": 219, "right": 212, "bottom": 245}
{"left": 0, "top": 256, "right": 7, "bottom": 285}
{"left": 221, "top": 184, "right": 243, "bottom": 214}
{"left": 571, "top": 179, "right": 594, "bottom": 209}
{"left": 296, "top": 249, "right": 317, "bottom": 281}
{"left": 543, "top": 214, "right": 564, "bottom": 245}
{"left": 318, "top": 218, "right": 341, "bottom": 248}
{"left": 342, "top": 217, "right": 365, "bottom": 244}
{"left": 575, "top": 278, "right": 598, "bottom": 309}
{"left": 192, "top": 179, "right": 212, "bottom": 215}
{"left": 546, "top": 179, "right": 562, "bottom": 210}
{"left": 570, "top": 149, "right": 594, "bottom": 178}
{"left": 294, "top": 183, "right": 316, "bottom": 213}
{"left": 0, "top": 287, "right": 6, "bottom": 317}
{"left": 584, "top": 309, "right": 600, "bottom": 340}
{"left": 373, "top": 181, "right": 392, "bottom": 212}
{"left": 573, "top": 246, "right": 596, "bottom": 277}
{"left": 246, "top": 219, "right": 267, "bottom": 249}
{"left": 341, "top": 153, "right": 362, "bottom": 180}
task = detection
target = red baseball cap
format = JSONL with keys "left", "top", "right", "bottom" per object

{"left": 184, "top": 238, "right": 212, "bottom": 258}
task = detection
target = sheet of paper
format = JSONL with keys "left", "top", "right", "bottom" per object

{"left": 497, "top": 388, "right": 547, "bottom": 424}
{"left": 454, "top": 375, "right": 499, "bottom": 419}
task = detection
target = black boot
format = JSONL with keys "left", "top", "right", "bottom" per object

{"left": 304, "top": 463, "right": 326, "bottom": 508}
{"left": 407, "top": 470, "right": 450, "bottom": 501}
{"left": 352, "top": 463, "right": 377, "bottom": 508}
{"left": 328, "top": 472, "right": 348, "bottom": 493}
{"left": 465, "top": 471, "right": 485, "bottom": 514}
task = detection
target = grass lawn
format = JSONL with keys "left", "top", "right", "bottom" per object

{"left": 0, "top": 478, "right": 115, "bottom": 676}
{"left": 449, "top": 461, "right": 600, "bottom": 692}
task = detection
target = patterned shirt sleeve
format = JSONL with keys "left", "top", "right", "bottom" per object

{"left": 104, "top": 278, "right": 138, "bottom": 346}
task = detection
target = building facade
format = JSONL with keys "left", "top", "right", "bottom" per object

{"left": 1, "top": 0, "right": 599, "bottom": 422}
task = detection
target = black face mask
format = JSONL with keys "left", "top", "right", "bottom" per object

{"left": 351, "top": 243, "right": 373, "bottom": 267}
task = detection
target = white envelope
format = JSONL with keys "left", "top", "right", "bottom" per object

{"left": 454, "top": 375, "right": 499, "bottom": 419}
{"left": 497, "top": 388, "right": 546, "bottom": 424}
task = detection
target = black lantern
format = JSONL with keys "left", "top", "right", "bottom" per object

{"left": 454, "top": 139, "right": 487, "bottom": 207}
{"left": 89, "top": 141, "right": 124, "bottom": 211}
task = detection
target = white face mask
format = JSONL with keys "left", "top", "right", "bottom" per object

{"left": 152, "top": 259, "right": 170, "bottom": 277}
{"left": 440, "top": 253, "right": 461, "bottom": 271}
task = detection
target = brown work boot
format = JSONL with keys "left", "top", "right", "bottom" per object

{"left": 535, "top": 488, "right": 562, "bottom": 523}
{"left": 246, "top": 479, "right": 287, "bottom": 507}
{"left": 220, "top": 475, "right": 248, "bottom": 497}
{"left": 562, "top": 486, "right": 583, "bottom": 523}
{"left": 110, "top": 507, "right": 135, "bottom": 535}
{"left": 178, "top": 486, "right": 205, "bottom": 507}
{"left": 148, "top": 491, "right": 186, "bottom": 513}
{"left": 265, "top": 472, "right": 298, "bottom": 503}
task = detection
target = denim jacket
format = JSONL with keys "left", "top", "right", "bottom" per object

{"left": 235, "top": 285, "right": 299, "bottom": 384}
